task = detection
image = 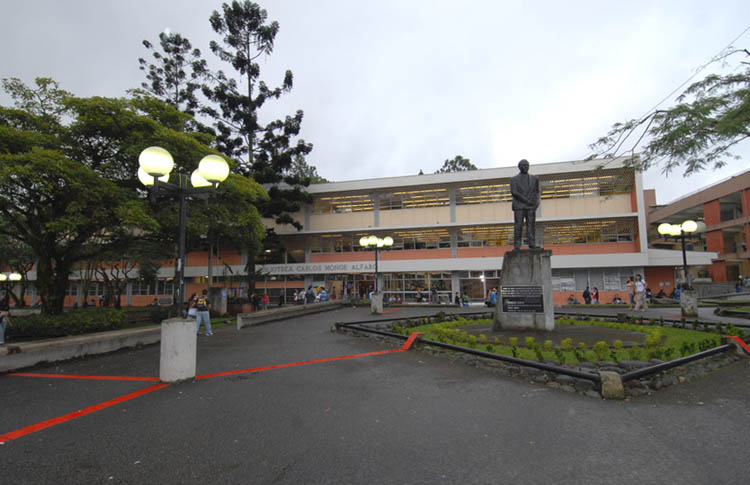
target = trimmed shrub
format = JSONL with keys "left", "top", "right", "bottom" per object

{"left": 593, "top": 341, "right": 610, "bottom": 361}
{"left": 7, "top": 308, "right": 126, "bottom": 339}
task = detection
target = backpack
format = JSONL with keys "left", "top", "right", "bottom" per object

{"left": 196, "top": 296, "right": 208, "bottom": 311}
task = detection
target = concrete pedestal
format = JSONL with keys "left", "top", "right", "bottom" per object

{"left": 159, "top": 318, "right": 197, "bottom": 382}
{"left": 680, "top": 289, "right": 698, "bottom": 317}
{"left": 493, "top": 249, "right": 554, "bottom": 331}
{"left": 370, "top": 293, "right": 384, "bottom": 314}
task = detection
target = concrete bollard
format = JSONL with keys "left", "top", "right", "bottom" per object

{"left": 599, "top": 371, "right": 625, "bottom": 400}
{"left": 159, "top": 318, "right": 197, "bottom": 382}
{"left": 370, "top": 293, "right": 384, "bottom": 314}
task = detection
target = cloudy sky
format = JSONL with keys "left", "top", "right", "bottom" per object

{"left": 2, "top": 0, "right": 749, "bottom": 204}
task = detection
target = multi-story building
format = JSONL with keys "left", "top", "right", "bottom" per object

{"left": 646, "top": 168, "right": 750, "bottom": 285}
{"left": 13, "top": 156, "right": 720, "bottom": 308}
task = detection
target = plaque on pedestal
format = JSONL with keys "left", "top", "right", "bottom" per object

{"left": 493, "top": 249, "right": 554, "bottom": 331}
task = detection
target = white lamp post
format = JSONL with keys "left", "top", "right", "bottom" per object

{"left": 138, "top": 147, "right": 230, "bottom": 317}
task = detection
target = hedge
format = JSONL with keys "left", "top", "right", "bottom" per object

{"left": 6, "top": 308, "right": 127, "bottom": 340}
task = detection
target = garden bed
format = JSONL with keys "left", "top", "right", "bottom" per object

{"left": 338, "top": 312, "right": 746, "bottom": 399}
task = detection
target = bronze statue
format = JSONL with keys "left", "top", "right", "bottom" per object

{"left": 510, "top": 159, "right": 541, "bottom": 250}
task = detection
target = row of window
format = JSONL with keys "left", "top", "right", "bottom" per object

{"left": 307, "top": 220, "right": 636, "bottom": 253}
{"left": 313, "top": 169, "right": 634, "bottom": 214}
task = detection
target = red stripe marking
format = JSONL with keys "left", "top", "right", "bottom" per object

{"left": 196, "top": 348, "right": 403, "bottom": 380}
{"left": 725, "top": 335, "right": 750, "bottom": 354}
{"left": 9, "top": 373, "right": 159, "bottom": 382}
{"left": 401, "top": 332, "right": 423, "bottom": 350}
{"left": 0, "top": 383, "right": 169, "bottom": 444}
{"left": 382, "top": 306, "right": 404, "bottom": 315}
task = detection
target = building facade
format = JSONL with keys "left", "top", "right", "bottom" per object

{"left": 12, "top": 157, "right": 720, "bottom": 308}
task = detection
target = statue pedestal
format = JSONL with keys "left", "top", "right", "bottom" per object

{"left": 493, "top": 249, "right": 554, "bottom": 331}
{"left": 680, "top": 289, "right": 698, "bottom": 317}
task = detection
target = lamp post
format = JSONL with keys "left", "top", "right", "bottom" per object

{"left": 359, "top": 235, "right": 393, "bottom": 294}
{"left": 657, "top": 220, "right": 706, "bottom": 289}
{"left": 138, "top": 147, "right": 230, "bottom": 317}
{"left": 0, "top": 272, "right": 21, "bottom": 309}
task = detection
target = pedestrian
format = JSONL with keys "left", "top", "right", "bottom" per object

{"left": 462, "top": 293, "right": 470, "bottom": 308}
{"left": 305, "top": 285, "right": 316, "bottom": 304}
{"left": 582, "top": 286, "right": 591, "bottom": 305}
{"left": 592, "top": 287, "right": 599, "bottom": 304}
{"left": 251, "top": 292, "right": 260, "bottom": 312}
{"left": 626, "top": 277, "right": 635, "bottom": 310}
{"left": 195, "top": 289, "right": 212, "bottom": 336}
{"left": 319, "top": 287, "right": 328, "bottom": 302}
{"left": 0, "top": 309, "right": 11, "bottom": 345}
{"left": 278, "top": 290, "right": 285, "bottom": 307}
{"left": 186, "top": 293, "right": 198, "bottom": 320}
{"left": 633, "top": 274, "right": 648, "bottom": 311}
{"left": 261, "top": 292, "right": 269, "bottom": 311}
{"left": 454, "top": 293, "right": 461, "bottom": 306}
{"left": 490, "top": 288, "right": 498, "bottom": 307}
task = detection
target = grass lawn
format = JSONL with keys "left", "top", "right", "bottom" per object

{"left": 398, "top": 316, "right": 729, "bottom": 364}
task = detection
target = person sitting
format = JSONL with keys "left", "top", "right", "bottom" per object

{"left": 612, "top": 294, "right": 623, "bottom": 304}
{"left": 656, "top": 289, "right": 666, "bottom": 299}
{"left": 567, "top": 294, "right": 579, "bottom": 305}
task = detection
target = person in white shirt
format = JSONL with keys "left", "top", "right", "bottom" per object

{"left": 633, "top": 274, "right": 648, "bottom": 311}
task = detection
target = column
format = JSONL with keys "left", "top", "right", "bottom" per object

{"left": 704, "top": 199, "right": 727, "bottom": 281}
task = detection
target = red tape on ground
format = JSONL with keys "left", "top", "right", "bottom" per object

{"left": 9, "top": 373, "right": 159, "bottom": 382}
{"left": 0, "top": 383, "right": 169, "bottom": 444}
{"left": 198, "top": 332, "right": 423, "bottom": 380}
{"left": 724, "top": 335, "right": 750, "bottom": 354}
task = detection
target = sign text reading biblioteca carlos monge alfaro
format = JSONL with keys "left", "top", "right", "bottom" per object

{"left": 258, "top": 262, "right": 378, "bottom": 275}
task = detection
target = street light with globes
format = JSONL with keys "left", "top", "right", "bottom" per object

{"left": 657, "top": 220, "right": 707, "bottom": 289}
{"left": 0, "top": 272, "right": 22, "bottom": 309}
{"left": 359, "top": 235, "right": 393, "bottom": 294}
{"left": 138, "top": 147, "right": 230, "bottom": 317}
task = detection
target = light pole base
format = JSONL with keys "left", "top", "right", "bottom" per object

{"left": 159, "top": 318, "right": 197, "bottom": 382}
{"left": 370, "top": 293, "right": 384, "bottom": 314}
{"left": 680, "top": 289, "right": 698, "bottom": 317}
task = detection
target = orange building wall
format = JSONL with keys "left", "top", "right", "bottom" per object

{"left": 644, "top": 266, "right": 675, "bottom": 290}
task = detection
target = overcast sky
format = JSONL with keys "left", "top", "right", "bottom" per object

{"left": 2, "top": 0, "right": 749, "bottom": 205}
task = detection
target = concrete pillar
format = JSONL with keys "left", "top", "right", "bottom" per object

{"left": 370, "top": 293, "right": 384, "bottom": 314}
{"left": 159, "top": 318, "right": 197, "bottom": 382}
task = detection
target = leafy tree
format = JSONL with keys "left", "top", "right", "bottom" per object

{"left": 435, "top": 155, "right": 478, "bottom": 173}
{"left": 201, "top": 1, "right": 314, "bottom": 290}
{"left": 0, "top": 77, "right": 267, "bottom": 314}
{"left": 0, "top": 232, "right": 35, "bottom": 307}
{"left": 590, "top": 48, "right": 750, "bottom": 176}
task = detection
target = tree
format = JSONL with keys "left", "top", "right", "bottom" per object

{"left": 435, "top": 155, "right": 478, "bottom": 173}
{"left": 0, "top": 77, "right": 267, "bottom": 314}
{"left": 201, "top": 1, "right": 314, "bottom": 291}
{"left": 590, "top": 48, "right": 750, "bottom": 176}
{"left": 137, "top": 31, "right": 210, "bottom": 131}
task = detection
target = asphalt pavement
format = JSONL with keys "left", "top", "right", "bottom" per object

{"left": 1, "top": 305, "right": 749, "bottom": 484}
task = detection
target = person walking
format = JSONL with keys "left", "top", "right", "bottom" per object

{"left": 582, "top": 286, "right": 591, "bottom": 305}
{"left": 186, "top": 293, "right": 198, "bottom": 320}
{"left": 633, "top": 274, "right": 648, "bottom": 311}
{"left": 195, "top": 289, "right": 213, "bottom": 336}
{"left": 0, "top": 309, "right": 11, "bottom": 345}
{"left": 626, "top": 277, "right": 636, "bottom": 310}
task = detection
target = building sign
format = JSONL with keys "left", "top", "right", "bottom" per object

{"left": 501, "top": 285, "right": 544, "bottom": 313}
{"left": 257, "top": 262, "right": 377, "bottom": 275}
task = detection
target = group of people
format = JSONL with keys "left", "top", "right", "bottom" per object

{"left": 293, "top": 286, "right": 329, "bottom": 305}
{"left": 567, "top": 274, "right": 651, "bottom": 311}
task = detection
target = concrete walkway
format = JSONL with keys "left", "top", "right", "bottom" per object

{"left": 1, "top": 305, "right": 749, "bottom": 483}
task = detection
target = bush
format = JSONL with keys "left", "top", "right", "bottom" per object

{"left": 554, "top": 347, "right": 565, "bottom": 365}
{"left": 479, "top": 334, "right": 488, "bottom": 345}
{"left": 7, "top": 308, "right": 126, "bottom": 339}
{"left": 613, "top": 339, "right": 623, "bottom": 351}
{"left": 593, "top": 341, "right": 610, "bottom": 361}
{"left": 561, "top": 338, "right": 573, "bottom": 352}
{"left": 524, "top": 336, "right": 535, "bottom": 348}
{"left": 544, "top": 340, "right": 553, "bottom": 352}
{"left": 628, "top": 345, "right": 643, "bottom": 361}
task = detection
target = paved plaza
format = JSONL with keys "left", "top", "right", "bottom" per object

{"left": 2, "top": 306, "right": 750, "bottom": 484}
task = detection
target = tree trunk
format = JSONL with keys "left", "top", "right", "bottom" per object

{"left": 36, "top": 257, "right": 70, "bottom": 315}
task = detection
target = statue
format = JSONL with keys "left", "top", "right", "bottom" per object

{"left": 510, "top": 159, "right": 541, "bottom": 250}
